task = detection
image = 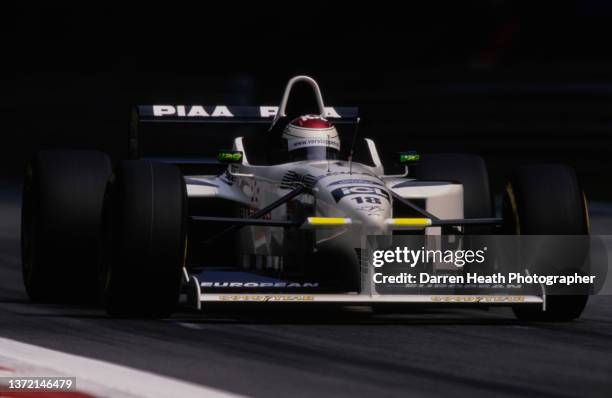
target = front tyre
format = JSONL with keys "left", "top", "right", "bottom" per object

{"left": 101, "top": 160, "right": 187, "bottom": 318}
{"left": 504, "top": 165, "right": 589, "bottom": 321}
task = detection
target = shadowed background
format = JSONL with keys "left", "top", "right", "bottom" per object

{"left": 4, "top": 2, "right": 612, "bottom": 199}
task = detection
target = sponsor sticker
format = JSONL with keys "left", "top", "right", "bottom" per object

{"left": 201, "top": 282, "right": 319, "bottom": 288}
{"left": 152, "top": 105, "right": 234, "bottom": 117}
{"left": 288, "top": 138, "right": 340, "bottom": 151}
{"left": 430, "top": 296, "right": 526, "bottom": 303}
{"left": 331, "top": 186, "right": 390, "bottom": 202}
{"left": 149, "top": 105, "right": 343, "bottom": 118}
{"left": 219, "top": 295, "right": 315, "bottom": 302}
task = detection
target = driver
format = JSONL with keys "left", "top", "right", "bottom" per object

{"left": 282, "top": 115, "right": 341, "bottom": 161}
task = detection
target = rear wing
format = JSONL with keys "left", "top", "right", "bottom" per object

{"left": 129, "top": 76, "right": 359, "bottom": 164}
{"left": 129, "top": 105, "right": 359, "bottom": 159}
{"left": 134, "top": 104, "right": 359, "bottom": 124}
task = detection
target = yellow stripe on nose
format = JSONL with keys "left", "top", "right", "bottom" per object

{"left": 385, "top": 218, "right": 432, "bottom": 228}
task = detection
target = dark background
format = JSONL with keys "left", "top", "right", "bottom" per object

{"left": 5, "top": 2, "right": 612, "bottom": 197}
{"left": 3, "top": 7, "right": 612, "bottom": 397}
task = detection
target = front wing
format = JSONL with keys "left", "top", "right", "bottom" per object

{"left": 182, "top": 268, "right": 545, "bottom": 311}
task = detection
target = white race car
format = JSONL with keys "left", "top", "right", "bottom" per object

{"left": 21, "top": 76, "right": 590, "bottom": 320}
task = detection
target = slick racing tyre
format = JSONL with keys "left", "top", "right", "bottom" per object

{"left": 101, "top": 160, "right": 187, "bottom": 318}
{"left": 416, "top": 153, "right": 493, "bottom": 233}
{"left": 504, "top": 165, "right": 589, "bottom": 321}
{"left": 22, "top": 150, "right": 112, "bottom": 302}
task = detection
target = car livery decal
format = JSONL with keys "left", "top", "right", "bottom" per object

{"left": 201, "top": 282, "right": 319, "bottom": 288}
{"left": 145, "top": 105, "right": 350, "bottom": 119}
{"left": 219, "top": 295, "right": 315, "bottom": 302}
{"left": 331, "top": 186, "right": 390, "bottom": 202}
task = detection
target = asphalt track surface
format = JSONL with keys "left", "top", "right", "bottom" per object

{"left": 1, "top": 185, "right": 611, "bottom": 398}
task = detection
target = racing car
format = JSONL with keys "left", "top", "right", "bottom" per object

{"left": 21, "top": 76, "right": 590, "bottom": 320}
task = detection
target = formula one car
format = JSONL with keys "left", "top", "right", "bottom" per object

{"left": 21, "top": 76, "right": 590, "bottom": 320}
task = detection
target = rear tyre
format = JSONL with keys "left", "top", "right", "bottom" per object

{"left": 101, "top": 160, "right": 187, "bottom": 318}
{"left": 505, "top": 165, "right": 589, "bottom": 321}
{"left": 22, "top": 150, "right": 112, "bottom": 302}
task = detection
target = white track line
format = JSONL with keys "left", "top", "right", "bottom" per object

{"left": 0, "top": 337, "right": 244, "bottom": 398}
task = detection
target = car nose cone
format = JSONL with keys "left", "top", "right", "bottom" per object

{"left": 331, "top": 185, "right": 391, "bottom": 232}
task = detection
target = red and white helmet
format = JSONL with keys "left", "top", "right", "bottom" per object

{"left": 282, "top": 115, "right": 340, "bottom": 161}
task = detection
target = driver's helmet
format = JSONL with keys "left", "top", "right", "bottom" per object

{"left": 282, "top": 115, "right": 340, "bottom": 161}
